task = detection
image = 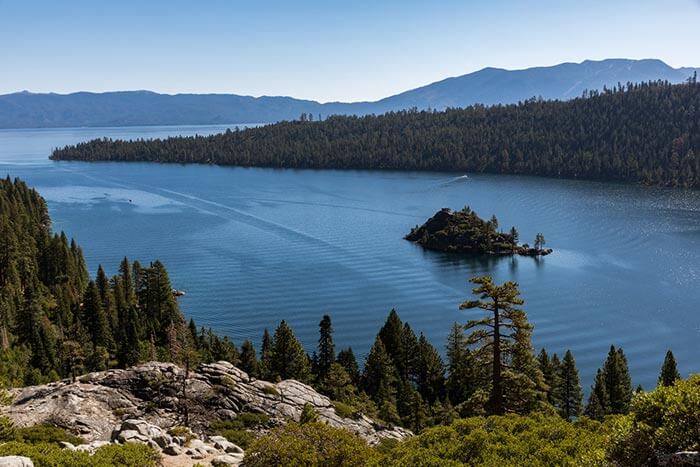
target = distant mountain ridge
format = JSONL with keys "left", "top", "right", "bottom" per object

{"left": 1, "top": 58, "right": 697, "bottom": 129}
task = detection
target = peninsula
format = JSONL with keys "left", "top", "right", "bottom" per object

{"left": 405, "top": 207, "right": 552, "bottom": 256}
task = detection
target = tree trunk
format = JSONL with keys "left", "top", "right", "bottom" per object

{"left": 491, "top": 301, "right": 503, "bottom": 415}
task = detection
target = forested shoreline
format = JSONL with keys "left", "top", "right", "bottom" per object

{"left": 51, "top": 79, "right": 700, "bottom": 188}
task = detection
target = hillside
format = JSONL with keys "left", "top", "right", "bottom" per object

{"left": 2, "top": 59, "right": 698, "bottom": 128}
{"left": 52, "top": 80, "right": 700, "bottom": 188}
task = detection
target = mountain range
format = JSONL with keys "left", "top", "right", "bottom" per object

{"left": 0, "top": 58, "right": 697, "bottom": 129}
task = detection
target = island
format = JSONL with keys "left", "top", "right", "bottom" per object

{"left": 405, "top": 207, "right": 553, "bottom": 256}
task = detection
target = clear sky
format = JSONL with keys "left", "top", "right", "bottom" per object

{"left": 1, "top": 0, "right": 699, "bottom": 102}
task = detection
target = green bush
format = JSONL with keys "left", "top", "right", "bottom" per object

{"left": 246, "top": 422, "right": 379, "bottom": 467}
{"left": 0, "top": 441, "right": 159, "bottom": 466}
{"left": 607, "top": 374, "right": 700, "bottom": 465}
{"left": 210, "top": 412, "right": 271, "bottom": 449}
{"left": 380, "top": 413, "right": 609, "bottom": 466}
{"left": 262, "top": 384, "right": 280, "bottom": 396}
{"left": 14, "top": 424, "right": 82, "bottom": 445}
{"left": 333, "top": 401, "right": 360, "bottom": 420}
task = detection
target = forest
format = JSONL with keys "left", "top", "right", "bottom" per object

{"left": 50, "top": 78, "right": 700, "bottom": 188}
{"left": 1, "top": 177, "right": 697, "bottom": 466}
{"left": 0, "top": 176, "right": 236, "bottom": 387}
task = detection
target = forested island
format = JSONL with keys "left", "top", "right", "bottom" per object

{"left": 51, "top": 78, "right": 700, "bottom": 188}
{"left": 0, "top": 177, "right": 698, "bottom": 465}
{"left": 405, "top": 207, "right": 552, "bottom": 256}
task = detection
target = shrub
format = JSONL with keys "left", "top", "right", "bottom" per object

{"left": 380, "top": 413, "right": 609, "bottom": 466}
{"left": 262, "top": 384, "right": 279, "bottom": 396}
{"left": 333, "top": 401, "right": 360, "bottom": 420}
{"left": 300, "top": 403, "right": 319, "bottom": 424}
{"left": 14, "top": 424, "right": 82, "bottom": 445}
{"left": 246, "top": 422, "right": 379, "bottom": 467}
{"left": 0, "top": 441, "right": 159, "bottom": 466}
{"left": 607, "top": 374, "right": 700, "bottom": 465}
{"left": 210, "top": 412, "right": 272, "bottom": 449}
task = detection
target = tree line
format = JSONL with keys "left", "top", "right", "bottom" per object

{"left": 228, "top": 276, "right": 682, "bottom": 432}
{"left": 51, "top": 78, "right": 700, "bottom": 188}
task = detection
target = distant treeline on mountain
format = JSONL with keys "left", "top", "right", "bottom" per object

{"left": 52, "top": 79, "right": 700, "bottom": 188}
{"left": 2, "top": 58, "right": 698, "bottom": 128}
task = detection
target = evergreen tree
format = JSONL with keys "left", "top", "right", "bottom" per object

{"left": 260, "top": 328, "right": 273, "bottom": 380}
{"left": 336, "top": 347, "right": 360, "bottom": 385}
{"left": 445, "top": 322, "right": 475, "bottom": 404}
{"left": 378, "top": 309, "right": 405, "bottom": 375}
{"left": 239, "top": 339, "right": 258, "bottom": 377}
{"left": 270, "top": 321, "right": 310, "bottom": 382}
{"left": 658, "top": 350, "right": 681, "bottom": 387}
{"left": 416, "top": 334, "right": 445, "bottom": 403}
{"left": 602, "top": 346, "right": 633, "bottom": 414}
{"left": 459, "top": 275, "right": 534, "bottom": 415}
{"left": 362, "top": 336, "right": 396, "bottom": 404}
{"left": 82, "top": 281, "right": 113, "bottom": 352}
{"left": 321, "top": 362, "right": 356, "bottom": 402}
{"left": 585, "top": 369, "right": 609, "bottom": 420}
{"left": 317, "top": 314, "right": 335, "bottom": 380}
{"left": 555, "top": 350, "right": 583, "bottom": 420}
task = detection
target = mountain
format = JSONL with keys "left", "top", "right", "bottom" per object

{"left": 1, "top": 58, "right": 698, "bottom": 129}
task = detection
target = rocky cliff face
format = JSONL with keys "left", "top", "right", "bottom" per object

{"left": 2, "top": 361, "right": 410, "bottom": 446}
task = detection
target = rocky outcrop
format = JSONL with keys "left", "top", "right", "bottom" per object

{"left": 2, "top": 361, "right": 410, "bottom": 447}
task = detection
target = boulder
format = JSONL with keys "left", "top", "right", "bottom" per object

{"left": 0, "top": 457, "right": 33, "bottom": 467}
{"left": 162, "top": 443, "right": 183, "bottom": 456}
{"left": 212, "top": 453, "right": 245, "bottom": 466}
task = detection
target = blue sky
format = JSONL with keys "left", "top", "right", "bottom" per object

{"left": 1, "top": 0, "right": 699, "bottom": 101}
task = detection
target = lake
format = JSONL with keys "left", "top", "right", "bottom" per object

{"left": 1, "top": 125, "right": 699, "bottom": 390}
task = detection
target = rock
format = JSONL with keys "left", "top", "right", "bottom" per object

{"left": 74, "top": 440, "right": 111, "bottom": 453}
{"left": 162, "top": 443, "right": 183, "bottom": 456}
{"left": 659, "top": 451, "right": 700, "bottom": 466}
{"left": 58, "top": 441, "right": 76, "bottom": 450}
{"left": 212, "top": 453, "right": 245, "bottom": 466}
{"left": 209, "top": 435, "right": 243, "bottom": 454}
{"left": 1, "top": 361, "right": 411, "bottom": 445}
{"left": 0, "top": 457, "right": 33, "bottom": 467}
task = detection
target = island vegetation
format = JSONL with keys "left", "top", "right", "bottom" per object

{"left": 1, "top": 176, "right": 698, "bottom": 466}
{"left": 50, "top": 78, "right": 700, "bottom": 188}
{"left": 405, "top": 207, "right": 552, "bottom": 256}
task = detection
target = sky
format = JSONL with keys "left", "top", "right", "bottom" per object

{"left": 1, "top": 0, "right": 700, "bottom": 102}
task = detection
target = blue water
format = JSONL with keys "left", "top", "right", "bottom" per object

{"left": 1, "top": 125, "right": 699, "bottom": 390}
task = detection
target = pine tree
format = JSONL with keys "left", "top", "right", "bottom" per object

{"left": 603, "top": 346, "right": 633, "bottom": 414}
{"left": 378, "top": 309, "right": 405, "bottom": 375}
{"left": 336, "top": 347, "right": 360, "bottom": 385}
{"left": 460, "top": 275, "right": 531, "bottom": 415}
{"left": 658, "top": 350, "right": 681, "bottom": 387}
{"left": 445, "top": 322, "right": 475, "bottom": 404}
{"left": 538, "top": 349, "right": 561, "bottom": 407}
{"left": 400, "top": 323, "right": 420, "bottom": 382}
{"left": 556, "top": 350, "right": 583, "bottom": 420}
{"left": 82, "top": 280, "right": 113, "bottom": 352}
{"left": 321, "top": 362, "right": 355, "bottom": 402}
{"left": 362, "top": 336, "right": 396, "bottom": 404}
{"left": 260, "top": 328, "right": 273, "bottom": 380}
{"left": 270, "top": 321, "right": 310, "bottom": 382}
{"left": 317, "top": 315, "right": 335, "bottom": 380}
{"left": 416, "top": 334, "right": 445, "bottom": 403}
{"left": 585, "top": 368, "right": 609, "bottom": 420}
{"left": 504, "top": 318, "right": 547, "bottom": 414}
{"left": 239, "top": 339, "right": 258, "bottom": 377}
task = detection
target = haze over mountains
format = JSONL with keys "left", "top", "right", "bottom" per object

{"left": 1, "top": 58, "right": 697, "bottom": 129}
